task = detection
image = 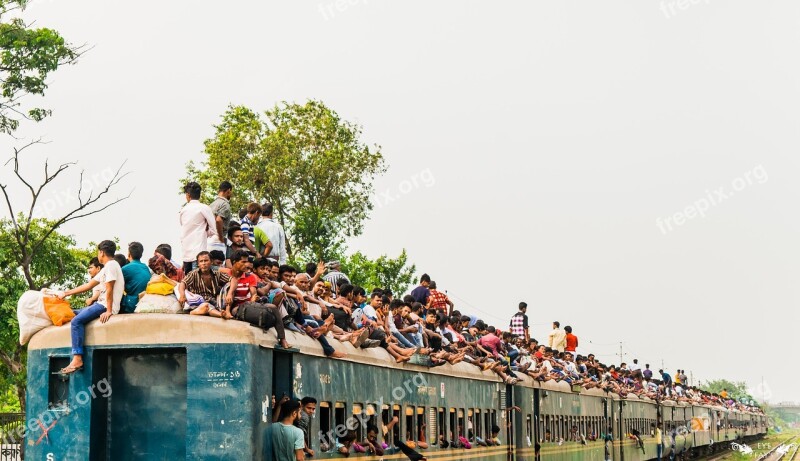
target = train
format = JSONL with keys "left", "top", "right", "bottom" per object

{"left": 23, "top": 314, "right": 767, "bottom": 460}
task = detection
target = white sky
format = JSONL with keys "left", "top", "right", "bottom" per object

{"left": 2, "top": 0, "right": 799, "bottom": 403}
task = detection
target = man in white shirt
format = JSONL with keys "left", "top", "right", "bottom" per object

{"left": 179, "top": 181, "right": 217, "bottom": 274}
{"left": 548, "top": 321, "right": 566, "bottom": 352}
{"left": 57, "top": 240, "right": 125, "bottom": 374}
{"left": 256, "top": 202, "right": 287, "bottom": 264}
{"left": 629, "top": 359, "right": 640, "bottom": 372}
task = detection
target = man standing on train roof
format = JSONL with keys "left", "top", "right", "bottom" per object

{"left": 548, "top": 321, "right": 566, "bottom": 352}
{"left": 509, "top": 302, "right": 529, "bottom": 342}
{"left": 564, "top": 325, "right": 578, "bottom": 357}
{"left": 179, "top": 181, "right": 217, "bottom": 275}
{"left": 269, "top": 399, "right": 306, "bottom": 461}
{"left": 56, "top": 240, "right": 125, "bottom": 375}
{"left": 630, "top": 358, "right": 640, "bottom": 372}
{"left": 410, "top": 273, "right": 431, "bottom": 305}
{"left": 208, "top": 180, "right": 233, "bottom": 254}
{"left": 257, "top": 202, "right": 288, "bottom": 264}
{"left": 643, "top": 363, "right": 653, "bottom": 380}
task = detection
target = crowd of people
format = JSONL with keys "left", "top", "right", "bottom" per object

{"left": 51, "top": 180, "right": 763, "bottom": 459}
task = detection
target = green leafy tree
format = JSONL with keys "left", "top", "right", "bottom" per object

{"left": 187, "top": 101, "right": 386, "bottom": 261}
{"left": 338, "top": 249, "right": 416, "bottom": 295}
{"left": 0, "top": 218, "right": 92, "bottom": 410}
{"left": 698, "top": 379, "right": 754, "bottom": 401}
{"left": 0, "top": 0, "right": 84, "bottom": 133}
{"left": 0, "top": 145, "right": 129, "bottom": 411}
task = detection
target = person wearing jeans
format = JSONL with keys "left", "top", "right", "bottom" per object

{"left": 57, "top": 240, "right": 125, "bottom": 374}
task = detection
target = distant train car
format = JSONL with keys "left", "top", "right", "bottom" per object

{"left": 23, "top": 315, "right": 767, "bottom": 460}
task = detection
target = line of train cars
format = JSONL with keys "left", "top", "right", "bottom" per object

{"left": 23, "top": 315, "right": 766, "bottom": 460}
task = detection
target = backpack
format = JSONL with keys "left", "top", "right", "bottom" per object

{"left": 234, "top": 302, "right": 278, "bottom": 331}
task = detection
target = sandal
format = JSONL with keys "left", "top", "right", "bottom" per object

{"left": 60, "top": 364, "right": 84, "bottom": 375}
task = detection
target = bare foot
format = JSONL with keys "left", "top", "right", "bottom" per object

{"left": 329, "top": 350, "right": 346, "bottom": 359}
{"left": 280, "top": 339, "right": 292, "bottom": 349}
{"left": 396, "top": 355, "right": 411, "bottom": 363}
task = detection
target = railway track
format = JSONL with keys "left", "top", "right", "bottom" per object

{"left": 755, "top": 435, "right": 798, "bottom": 461}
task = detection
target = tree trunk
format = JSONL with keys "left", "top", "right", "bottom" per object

{"left": 15, "top": 381, "right": 25, "bottom": 413}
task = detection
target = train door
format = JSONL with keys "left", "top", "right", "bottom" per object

{"left": 272, "top": 349, "right": 294, "bottom": 400}
{"left": 617, "top": 400, "right": 625, "bottom": 461}
{"left": 504, "top": 385, "right": 515, "bottom": 461}
{"left": 90, "top": 348, "right": 188, "bottom": 461}
{"left": 602, "top": 399, "right": 616, "bottom": 461}
{"left": 533, "top": 389, "right": 541, "bottom": 461}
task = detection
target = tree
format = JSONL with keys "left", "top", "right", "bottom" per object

{"left": 0, "top": 218, "right": 92, "bottom": 410}
{"left": 338, "top": 249, "right": 416, "bottom": 295}
{"left": 187, "top": 101, "right": 386, "bottom": 261}
{"left": 0, "top": 0, "right": 84, "bottom": 133}
{"left": 0, "top": 143, "right": 130, "bottom": 410}
{"left": 698, "top": 379, "right": 756, "bottom": 403}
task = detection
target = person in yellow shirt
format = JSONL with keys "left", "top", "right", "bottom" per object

{"left": 652, "top": 422, "right": 663, "bottom": 460}
{"left": 720, "top": 388, "right": 728, "bottom": 399}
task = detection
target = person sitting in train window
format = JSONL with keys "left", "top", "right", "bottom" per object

{"left": 56, "top": 240, "right": 124, "bottom": 375}
{"left": 177, "top": 251, "right": 230, "bottom": 317}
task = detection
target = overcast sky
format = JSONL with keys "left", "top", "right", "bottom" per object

{"left": 2, "top": 1, "right": 799, "bottom": 403}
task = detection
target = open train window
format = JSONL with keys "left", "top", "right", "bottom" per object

{"left": 352, "top": 403, "right": 363, "bottom": 441}
{"left": 382, "top": 405, "right": 392, "bottom": 446}
{"left": 467, "top": 409, "right": 474, "bottom": 441}
{"left": 457, "top": 408, "right": 465, "bottom": 438}
{"left": 427, "top": 408, "right": 437, "bottom": 446}
{"left": 449, "top": 408, "right": 456, "bottom": 442}
{"left": 475, "top": 409, "right": 482, "bottom": 440}
{"left": 365, "top": 404, "right": 377, "bottom": 438}
{"left": 406, "top": 406, "right": 415, "bottom": 442}
{"left": 438, "top": 408, "right": 447, "bottom": 445}
{"left": 319, "top": 402, "right": 332, "bottom": 451}
{"left": 335, "top": 402, "right": 346, "bottom": 443}
{"left": 392, "top": 405, "right": 402, "bottom": 443}
{"left": 485, "top": 410, "right": 492, "bottom": 442}
{"left": 48, "top": 356, "right": 70, "bottom": 410}
{"left": 416, "top": 407, "right": 426, "bottom": 445}
{"left": 526, "top": 414, "right": 532, "bottom": 444}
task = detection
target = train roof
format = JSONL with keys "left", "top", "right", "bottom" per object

{"left": 26, "top": 315, "right": 765, "bottom": 415}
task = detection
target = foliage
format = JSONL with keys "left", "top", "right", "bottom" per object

{"left": 0, "top": 218, "right": 92, "bottom": 410}
{"left": 337, "top": 249, "right": 416, "bottom": 295}
{"left": 698, "top": 379, "right": 754, "bottom": 402}
{"left": 187, "top": 101, "right": 386, "bottom": 261}
{"left": 0, "top": 0, "right": 83, "bottom": 133}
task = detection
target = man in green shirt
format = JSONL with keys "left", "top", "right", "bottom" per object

{"left": 270, "top": 399, "right": 305, "bottom": 461}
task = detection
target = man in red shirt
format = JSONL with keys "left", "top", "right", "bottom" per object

{"left": 224, "top": 250, "right": 258, "bottom": 318}
{"left": 565, "top": 325, "right": 578, "bottom": 357}
{"left": 426, "top": 281, "right": 454, "bottom": 316}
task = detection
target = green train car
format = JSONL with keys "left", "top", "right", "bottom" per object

{"left": 22, "top": 315, "right": 767, "bottom": 460}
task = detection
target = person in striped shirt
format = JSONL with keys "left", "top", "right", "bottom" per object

{"left": 322, "top": 261, "right": 350, "bottom": 296}
{"left": 238, "top": 202, "right": 262, "bottom": 257}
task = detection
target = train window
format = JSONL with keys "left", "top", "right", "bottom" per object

{"left": 467, "top": 409, "right": 474, "bottom": 441}
{"left": 392, "top": 405, "right": 402, "bottom": 444}
{"left": 48, "top": 356, "right": 70, "bottom": 410}
{"left": 544, "top": 415, "right": 551, "bottom": 442}
{"left": 475, "top": 409, "right": 482, "bottom": 441}
{"left": 538, "top": 416, "right": 544, "bottom": 443}
{"left": 438, "top": 408, "right": 447, "bottom": 446}
{"left": 366, "top": 404, "right": 377, "bottom": 435}
{"left": 449, "top": 408, "right": 457, "bottom": 442}
{"left": 406, "top": 406, "right": 415, "bottom": 442}
{"left": 382, "top": 405, "right": 392, "bottom": 446}
{"left": 526, "top": 415, "right": 532, "bottom": 444}
{"left": 319, "top": 402, "right": 331, "bottom": 452}
{"left": 457, "top": 408, "right": 465, "bottom": 438}
{"left": 416, "top": 407, "right": 426, "bottom": 445}
{"left": 485, "top": 411, "right": 492, "bottom": 443}
{"left": 335, "top": 402, "right": 346, "bottom": 445}
{"left": 353, "top": 404, "right": 365, "bottom": 441}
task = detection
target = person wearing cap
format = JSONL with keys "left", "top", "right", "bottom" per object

{"left": 322, "top": 260, "right": 350, "bottom": 296}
